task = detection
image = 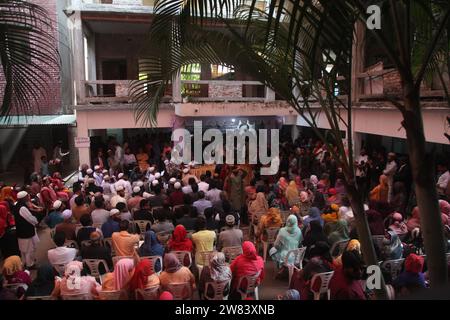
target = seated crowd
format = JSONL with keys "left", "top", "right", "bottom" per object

{"left": 0, "top": 136, "right": 449, "bottom": 300}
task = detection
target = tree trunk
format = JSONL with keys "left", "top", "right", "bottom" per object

{"left": 345, "top": 183, "right": 388, "bottom": 299}
{"left": 402, "top": 88, "right": 448, "bottom": 287}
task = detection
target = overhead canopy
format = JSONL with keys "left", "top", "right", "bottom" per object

{"left": 0, "top": 115, "right": 76, "bottom": 127}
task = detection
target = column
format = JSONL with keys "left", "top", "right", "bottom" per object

{"left": 351, "top": 21, "right": 365, "bottom": 103}
{"left": 76, "top": 110, "right": 91, "bottom": 167}
{"left": 265, "top": 86, "right": 276, "bottom": 102}
{"left": 172, "top": 71, "right": 182, "bottom": 103}
{"left": 70, "top": 10, "right": 86, "bottom": 105}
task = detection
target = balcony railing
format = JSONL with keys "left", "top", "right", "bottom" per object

{"left": 81, "top": 0, "right": 155, "bottom": 6}
{"left": 181, "top": 80, "right": 271, "bottom": 102}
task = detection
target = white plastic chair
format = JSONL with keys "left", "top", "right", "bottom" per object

{"left": 329, "top": 239, "right": 350, "bottom": 258}
{"left": 204, "top": 280, "right": 230, "bottom": 300}
{"left": 310, "top": 271, "right": 335, "bottom": 300}
{"left": 381, "top": 258, "right": 404, "bottom": 281}
{"left": 261, "top": 227, "right": 280, "bottom": 262}
{"left": 140, "top": 255, "right": 163, "bottom": 274}
{"left": 98, "top": 290, "right": 123, "bottom": 300}
{"left": 83, "top": 259, "right": 110, "bottom": 279}
{"left": 284, "top": 247, "right": 307, "bottom": 285}
{"left": 166, "top": 282, "right": 192, "bottom": 300}
{"left": 134, "top": 220, "right": 152, "bottom": 235}
{"left": 222, "top": 246, "right": 243, "bottom": 263}
{"left": 135, "top": 285, "right": 160, "bottom": 300}
{"left": 61, "top": 293, "right": 92, "bottom": 300}
{"left": 102, "top": 238, "right": 116, "bottom": 256}
{"left": 171, "top": 251, "right": 193, "bottom": 268}
{"left": 236, "top": 272, "right": 260, "bottom": 300}
{"left": 26, "top": 295, "right": 56, "bottom": 300}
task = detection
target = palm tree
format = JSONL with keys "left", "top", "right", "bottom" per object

{"left": 132, "top": 0, "right": 449, "bottom": 290}
{"left": 0, "top": 0, "right": 59, "bottom": 118}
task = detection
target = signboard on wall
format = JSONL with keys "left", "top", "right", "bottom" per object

{"left": 75, "top": 137, "right": 91, "bottom": 148}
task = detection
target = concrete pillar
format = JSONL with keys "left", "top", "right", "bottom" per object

{"left": 76, "top": 111, "right": 91, "bottom": 167}
{"left": 70, "top": 11, "right": 86, "bottom": 105}
{"left": 353, "top": 131, "right": 363, "bottom": 159}
{"left": 351, "top": 21, "right": 365, "bottom": 103}
{"left": 265, "top": 86, "right": 276, "bottom": 102}
{"left": 172, "top": 71, "right": 182, "bottom": 103}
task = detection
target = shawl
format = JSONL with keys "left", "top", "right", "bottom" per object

{"left": 209, "top": 252, "right": 232, "bottom": 282}
{"left": 168, "top": 225, "right": 193, "bottom": 252}
{"left": 406, "top": 207, "right": 421, "bottom": 232}
{"left": 164, "top": 253, "right": 182, "bottom": 273}
{"left": 129, "top": 259, "right": 154, "bottom": 291}
{"left": 3, "top": 255, "right": 23, "bottom": 275}
{"left": 113, "top": 258, "right": 134, "bottom": 290}
{"left": 139, "top": 230, "right": 164, "bottom": 257}
{"left": 285, "top": 181, "right": 300, "bottom": 206}
{"left": 249, "top": 192, "right": 269, "bottom": 214}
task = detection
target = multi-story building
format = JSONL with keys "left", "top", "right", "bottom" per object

{"left": 0, "top": 0, "right": 448, "bottom": 179}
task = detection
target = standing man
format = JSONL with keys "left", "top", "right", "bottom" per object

{"left": 32, "top": 142, "right": 47, "bottom": 174}
{"left": 13, "top": 191, "right": 39, "bottom": 269}
{"left": 227, "top": 168, "right": 247, "bottom": 215}
{"left": 354, "top": 149, "right": 369, "bottom": 201}
{"left": 383, "top": 152, "right": 397, "bottom": 203}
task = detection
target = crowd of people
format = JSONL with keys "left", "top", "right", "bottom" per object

{"left": 0, "top": 134, "right": 449, "bottom": 300}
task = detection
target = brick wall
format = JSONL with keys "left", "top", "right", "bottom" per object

{"left": 0, "top": 0, "right": 62, "bottom": 115}
{"left": 383, "top": 70, "right": 402, "bottom": 95}
{"left": 208, "top": 83, "right": 243, "bottom": 98}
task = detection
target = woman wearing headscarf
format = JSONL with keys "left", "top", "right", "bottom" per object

{"left": 321, "top": 204, "right": 340, "bottom": 223}
{"left": 139, "top": 230, "right": 164, "bottom": 257}
{"left": 366, "top": 209, "right": 385, "bottom": 236}
{"left": 302, "top": 207, "right": 324, "bottom": 228}
{"left": 256, "top": 207, "right": 283, "bottom": 242}
{"left": 230, "top": 241, "right": 265, "bottom": 298}
{"left": 52, "top": 261, "right": 101, "bottom": 299}
{"left": 0, "top": 201, "right": 19, "bottom": 258}
{"left": 271, "top": 215, "right": 303, "bottom": 270}
{"left": 167, "top": 225, "right": 193, "bottom": 252}
{"left": 101, "top": 258, "right": 135, "bottom": 295}
{"left": 199, "top": 252, "right": 232, "bottom": 299}
{"left": 393, "top": 254, "right": 426, "bottom": 297}
{"left": 309, "top": 175, "right": 319, "bottom": 188}
{"left": 0, "top": 186, "right": 15, "bottom": 202}
{"left": 406, "top": 206, "right": 421, "bottom": 233}
{"left": 298, "top": 191, "right": 312, "bottom": 217}
{"left": 285, "top": 181, "right": 300, "bottom": 207}
{"left": 382, "top": 230, "right": 403, "bottom": 260}
{"left": 328, "top": 220, "right": 349, "bottom": 246}
{"left": 159, "top": 253, "right": 196, "bottom": 299}
{"left": 2, "top": 255, "right": 32, "bottom": 286}
{"left": 290, "top": 241, "right": 333, "bottom": 300}
{"left": 369, "top": 174, "right": 389, "bottom": 203}
{"left": 248, "top": 192, "right": 268, "bottom": 224}
{"left": 25, "top": 264, "right": 55, "bottom": 297}
{"left": 294, "top": 176, "right": 304, "bottom": 191}
{"left": 332, "top": 239, "right": 361, "bottom": 269}
{"left": 388, "top": 212, "right": 409, "bottom": 241}
{"left": 129, "top": 259, "right": 160, "bottom": 299}
{"left": 302, "top": 220, "right": 329, "bottom": 256}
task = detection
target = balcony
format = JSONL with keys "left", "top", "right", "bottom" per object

{"left": 69, "top": 0, "right": 154, "bottom": 14}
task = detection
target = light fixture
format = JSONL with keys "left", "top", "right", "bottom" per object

{"left": 231, "top": 118, "right": 236, "bottom": 123}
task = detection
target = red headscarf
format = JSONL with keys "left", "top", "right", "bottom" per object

{"left": 129, "top": 259, "right": 153, "bottom": 291}
{"left": 0, "top": 203, "right": 14, "bottom": 238}
{"left": 230, "top": 241, "right": 265, "bottom": 289}
{"left": 405, "top": 254, "right": 424, "bottom": 274}
{"left": 159, "top": 291, "right": 174, "bottom": 300}
{"left": 168, "top": 225, "right": 193, "bottom": 252}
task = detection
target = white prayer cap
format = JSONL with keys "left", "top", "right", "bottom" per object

{"left": 116, "top": 185, "right": 124, "bottom": 192}
{"left": 155, "top": 173, "right": 161, "bottom": 179}
{"left": 169, "top": 177, "right": 176, "bottom": 184}
{"left": 110, "top": 209, "right": 120, "bottom": 216}
{"left": 183, "top": 168, "right": 189, "bottom": 174}
{"left": 103, "top": 175, "right": 110, "bottom": 181}
{"left": 152, "top": 180, "right": 159, "bottom": 186}
{"left": 174, "top": 182, "right": 181, "bottom": 189}
{"left": 87, "top": 169, "right": 93, "bottom": 174}
{"left": 62, "top": 209, "right": 72, "bottom": 220}
{"left": 143, "top": 192, "right": 151, "bottom": 199}
{"left": 17, "top": 191, "right": 28, "bottom": 199}
{"left": 102, "top": 169, "right": 108, "bottom": 174}
{"left": 118, "top": 173, "right": 124, "bottom": 179}
{"left": 149, "top": 167, "right": 155, "bottom": 173}
{"left": 164, "top": 159, "right": 169, "bottom": 165}
{"left": 133, "top": 186, "right": 141, "bottom": 194}
{"left": 94, "top": 165, "right": 100, "bottom": 170}
{"left": 53, "top": 200, "right": 62, "bottom": 210}
{"left": 136, "top": 181, "right": 144, "bottom": 187}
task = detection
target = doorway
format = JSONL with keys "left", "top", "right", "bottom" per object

{"left": 101, "top": 59, "right": 127, "bottom": 96}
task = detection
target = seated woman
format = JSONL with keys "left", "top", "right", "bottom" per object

{"left": 302, "top": 207, "right": 324, "bottom": 229}
{"left": 229, "top": 241, "right": 265, "bottom": 299}
{"left": 52, "top": 261, "right": 101, "bottom": 299}
{"left": 198, "top": 252, "right": 232, "bottom": 299}
{"left": 101, "top": 258, "right": 135, "bottom": 299}
{"left": 248, "top": 192, "right": 269, "bottom": 224}
{"left": 290, "top": 241, "right": 333, "bottom": 300}
{"left": 285, "top": 181, "right": 300, "bottom": 207}
{"left": 369, "top": 174, "right": 389, "bottom": 204}
{"left": 329, "top": 250, "right": 366, "bottom": 300}
{"left": 271, "top": 215, "right": 303, "bottom": 272}
{"left": 302, "top": 220, "right": 330, "bottom": 259}
{"left": 138, "top": 230, "right": 164, "bottom": 272}
{"left": 2, "top": 256, "right": 32, "bottom": 298}
{"left": 167, "top": 225, "right": 193, "bottom": 253}
{"left": 25, "top": 264, "right": 55, "bottom": 298}
{"left": 333, "top": 239, "right": 361, "bottom": 269}
{"left": 328, "top": 219, "right": 350, "bottom": 247}
{"left": 129, "top": 259, "right": 160, "bottom": 299}
{"left": 321, "top": 204, "right": 339, "bottom": 223}
{"left": 159, "top": 253, "right": 196, "bottom": 299}
{"left": 388, "top": 212, "right": 409, "bottom": 241}
{"left": 256, "top": 207, "right": 283, "bottom": 242}
{"left": 366, "top": 209, "right": 385, "bottom": 236}
{"left": 382, "top": 229, "right": 403, "bottom": 261}
{"left": 393, "top": 253, "right": 426, "bottom": 298}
